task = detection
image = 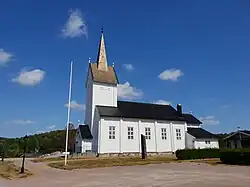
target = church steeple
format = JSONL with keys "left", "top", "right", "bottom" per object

{"left": 97, "top": 28, "right": 108, "bottom": 71}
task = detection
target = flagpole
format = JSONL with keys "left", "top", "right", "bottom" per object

{"left": 64, "top": 61, "right": 73, "bottom": 166}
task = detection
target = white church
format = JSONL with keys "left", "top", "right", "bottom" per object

{"left": 75, "top": 30, "right": 219, "bottom": 155}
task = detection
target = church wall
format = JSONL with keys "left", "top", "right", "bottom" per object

{"left": 120, "top": 119, "right": 140, "bottom": 153}
{"left": 84, "top": 70, "right": 93, "bottom": 129}
{"left": 155, "top": 121, "right": 172, "bottom": 152}
{"left": 91, "top": 82, "right": 117, "bottom": 132}
{"left": 92, "top": 82, "right": 117, "bottom": 108}
{"left": 84, "top": 69, "right": 118, "bottom": 134}
{"left": 140, "top": 120, "right": 156, "bottom": 152}
{"left": 98, "top": 117, "right": 187, "bottom": 154}
{"left": 185, "top": 132, "right": 195, "bottom": 149}
{"left": 172, "top": 122, "right": 186, "bottom": 151}
{"left": 92, "top": 109, "right": 100, "bottom": 153}
{"left": 99, "top": 117, "right": 120, "bottom": 153}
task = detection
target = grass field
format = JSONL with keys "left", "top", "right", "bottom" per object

{"left": 31, "top": 156, "right": 94, "bottom": 163}
{"left": 48, "top": 155, "right": 177, "bottom": 170}
{"left": 0, "top": 161, "right": 32, "bottom": 180}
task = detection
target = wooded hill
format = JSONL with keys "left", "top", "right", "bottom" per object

{"left": 0, "top": 129, "right": 76, "bottom": 158}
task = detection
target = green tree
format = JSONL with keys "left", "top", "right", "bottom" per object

{"left": 0, "top": 140, "right": 6, "bottom": 161}
{"left": 0, "top": 129, "right": 77, "bottom": 157}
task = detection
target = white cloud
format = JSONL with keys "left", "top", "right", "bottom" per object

{"left": 47, "top": 125, "right": 56, "bottom": 130}
{"left": 123, "top": 64, "right": 134, "bottom": 71}
{"left": 36, "top": 125, "right": 56, "bottom": 134}
{"left": 199, "top": 116, "right": 220, "bottom": 125}
{"left": 12, "top": 68, "right": 45, "bottom": 86}
{"left": 11, "top": 119, "right": 35, "bottom": 125}
{"left": 0, "top": 48, "right": 13, "bottom": 66}
{"left": 154, "top": 100, "right": 171, "bottom": 105}
{"left": 65, "top": 100, "right": 85, "bottom": 110}
{"left": 61, "top": 9, "right": 88, "bottom": 38}
{"left": 36, "top": 130, "right": 46, "bottom": 134}
{"left": 118, "top": 82, "right": 143, "bottom": 100}
{"left": 158, "top": 68, "right": 183, "bottom": 81}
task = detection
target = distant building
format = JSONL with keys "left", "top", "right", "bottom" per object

{"left": 223, "top": 130, "right": 250, "bottom": 148}
{"left": 186, "top": 127, "right": 219, "bottom": 149}
{"left": 75, "top": 30, "right": 219, "bottom": 155}
{"left": 75, "top": 125, "right": 93, "bottom": 153}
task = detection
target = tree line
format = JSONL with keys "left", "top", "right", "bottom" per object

{"left": 0, "top": 124, "right": 76, "bottom": 158}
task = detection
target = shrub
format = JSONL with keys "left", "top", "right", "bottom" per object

{"left": 175, "top": 148, "right": 220, "bottom": 160}
{"left": 220, "top": 149, "right": 250, "bottom": 165}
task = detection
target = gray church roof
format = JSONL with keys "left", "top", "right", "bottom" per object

{"left": 79, "top": 125, "right": 93, "bottom": 139}
{"left": 187, "top": 127, "right": 218, "bottom": 139}
{"left": 96, "top": 101, "right": 202, "bottom": 124}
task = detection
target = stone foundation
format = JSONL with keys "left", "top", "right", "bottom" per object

{"left": 97, "top": 152, "right": 174, "bottom": 157}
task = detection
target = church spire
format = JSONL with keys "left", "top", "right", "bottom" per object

{"left": 97, "top": 27, "right": 108, "bottom": 71}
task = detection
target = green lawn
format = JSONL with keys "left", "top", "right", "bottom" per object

{"left": 48, "top": 155, "right": 177, "bottom": 170}
{"left": 31, "top": 156, "right": 94, "bottom": 163}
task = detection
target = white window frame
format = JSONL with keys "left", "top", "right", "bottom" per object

{"left": 145, "top": 127, "right": 151, "bottom": 140}
{"left": 109, "top": 126, "right": 115, "bottom": 139}
{"left": 161, "top": 128, "right": 167, "bottom": 140}
{"left": 176, "top": 129, "right": 181, "bottom": 140}
{"left": 128, "top": 127, "right": 134, "bottom": 139}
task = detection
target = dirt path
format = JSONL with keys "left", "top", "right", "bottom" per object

{"left": 1, "top": 159, "right": 250, "bottom": 187}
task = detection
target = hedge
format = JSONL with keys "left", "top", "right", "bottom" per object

{"left": 175, "top": 148, "right": 220, "bottom": 160}
{"left": 220, "top": 149, "right": 250, "bottom": 165}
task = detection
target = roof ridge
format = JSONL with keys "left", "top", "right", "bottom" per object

{"left": 118, "top": 100, "right": 174, "bottom": 107}
{"left": 96, "top": 105, "right": 117, "bottom": 108}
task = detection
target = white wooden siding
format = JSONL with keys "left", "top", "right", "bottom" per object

{"left": 194, "top": 140, "right": 219, "bottom": 149}
{"left": 121, "top": 119, "right": 139, "bottom": 152}
{"left": 172, "top": 122, "right": 186, "bottom": 151}
{"left": 98, "top": 117, "right": 187, "bottom": 154}
{"left": 85, "top": 69, "right": 117, "bottom": 133}
{"left": 81, "top": 140, "right": 92, "bottom": 153}
{"left": 185, "top": 132, "right": 195, "bottom": 149}
{"left": 140, "top": 120, "right": 156, "bottom": 152}
{"left": 100, "top": 118, "right": 120, "bottom": 153}
{"left": 155, "top": 121, "right": 172, "bottom": 152}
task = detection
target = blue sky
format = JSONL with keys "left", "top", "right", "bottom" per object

{"left": 1, "top": 0, "right": 250, "bottom": 137}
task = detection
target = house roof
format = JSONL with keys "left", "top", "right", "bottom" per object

{"left": 89, "top": 63, "right": 118, "bottom": 85}
{"left": 223, "top": 130, "right": 250, "bottom": 140}
{"left": 79, "top": 125, "right": 93, "bottom": 139}
{"left": 187, "top": 127, "right": 218, "bottom": 139}
{"left": 96, "top": 101, "right": 201, "bottom": 123}
{"left": 183, "top": 114, "right": 202, "bottom": 124}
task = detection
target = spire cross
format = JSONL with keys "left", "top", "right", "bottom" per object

{"left": 97, "top": 27, "right": 108, "bottom": 71}
{"left": 101, "top": 25, "right": 104, "bottom": 33}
